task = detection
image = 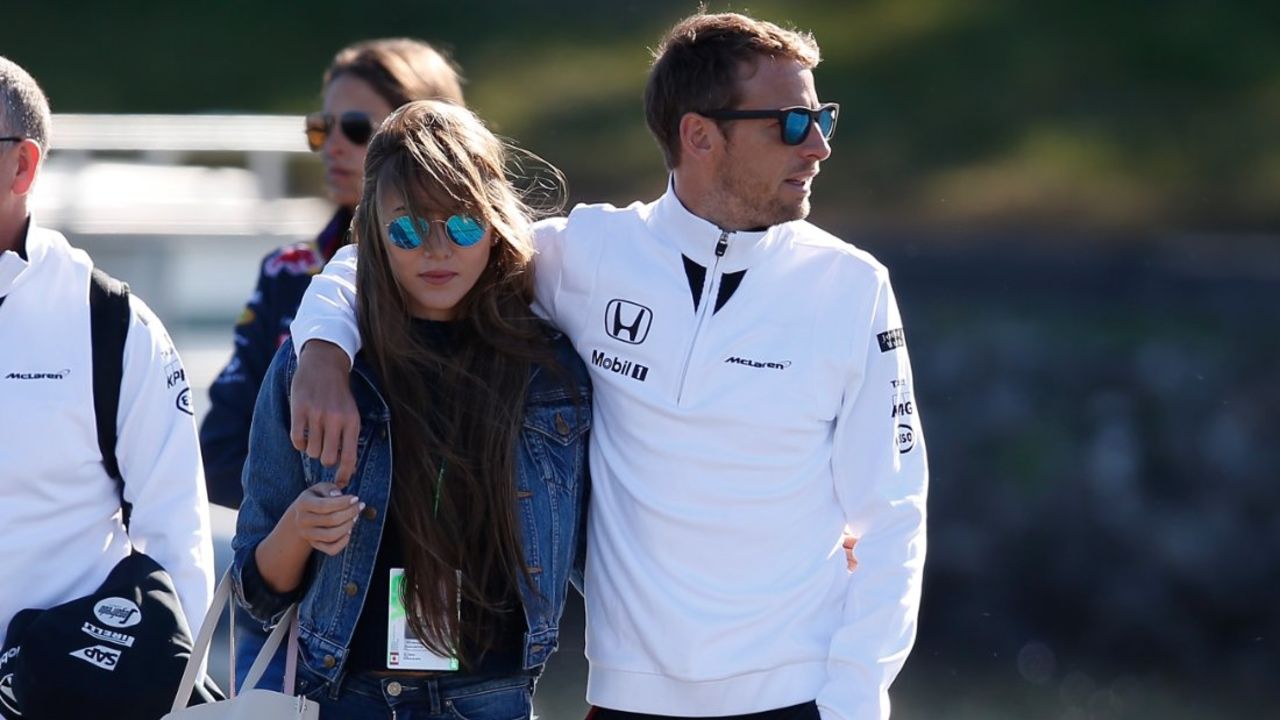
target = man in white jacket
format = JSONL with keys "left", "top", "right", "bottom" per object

{"left": 287, "top": 12, "right": 927, "bottom": 720}
{"left": 0, "top": 57, "right": 214, "bottom": 650}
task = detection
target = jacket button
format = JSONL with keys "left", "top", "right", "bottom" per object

{"left": 323, "top": 654, "right": 336, "bottom": 668}
{"left": 386, "top": 680, "right": 402, "bottom": 697}
{"left": 530, "top": 644, "right": 544, "bottom": 653}
{"left": 345, "top": 582, "right": 358, "bottom": 596}
{"left": 362, "top": 506, "right": 377, "bottom": 520}
{"left": 554, "top": 413, "right": 570, "bottom": 436}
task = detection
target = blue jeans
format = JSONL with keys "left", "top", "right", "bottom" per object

{"left": 232, "top": 606, "right": 286, "bottom": 692}
{"left": 295, "top": 669, "right": 536, "bottom": 720}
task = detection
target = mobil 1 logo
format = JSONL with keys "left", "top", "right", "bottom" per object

{"left": 590, "top": 349, "right": 649, "bottom": 382}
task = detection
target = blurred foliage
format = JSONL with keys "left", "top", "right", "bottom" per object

{"left": 5, "top": 0, "right": 1278, "bottom": 237}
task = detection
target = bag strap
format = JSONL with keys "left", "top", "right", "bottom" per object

{"left": 88, "top": 266, "right": 132, "bottom": 527}
{"left": 169, "top": 569, "right": 302, "bottom": 713}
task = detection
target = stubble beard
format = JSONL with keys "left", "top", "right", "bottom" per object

{"left": 713, "top": 173, "right": 809, "bottom": 230}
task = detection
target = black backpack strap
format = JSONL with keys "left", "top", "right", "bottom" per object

{"left": 89, "top": 266, "right": 133, "bottom": 527}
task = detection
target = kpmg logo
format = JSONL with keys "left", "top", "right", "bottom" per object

{"left": 604, "top": 299, "right": 653, "bottom": 345}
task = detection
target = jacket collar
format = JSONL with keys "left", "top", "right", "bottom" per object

{"left": 645, "top": 176, "right": 782, "bottom": 272}
{"left": 0, "top": 215, "right": 52, "bottom": 298}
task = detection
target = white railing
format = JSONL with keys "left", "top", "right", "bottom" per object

{"left": 33, "top": 114, "right": 334, "bottom": 324}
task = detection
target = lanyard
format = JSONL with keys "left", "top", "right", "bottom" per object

{"left": 433, "top": 461, "right": 446, "bottom": 517}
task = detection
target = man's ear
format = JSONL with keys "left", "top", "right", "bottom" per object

{"left": 10, "top": 140, "right": 42, "bottom": 196}
{"left": 678, "top": 111, "right": 723, "bottom": 164}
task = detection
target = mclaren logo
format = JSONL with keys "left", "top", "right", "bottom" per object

{"left": 724, "top": 356, "right": 791, "bottom": 370}
{"left": 604, "top": 299, "right": 653, "bottom": 345}
{"left": 4, "top": 368, "right": 70, "bottom": 380}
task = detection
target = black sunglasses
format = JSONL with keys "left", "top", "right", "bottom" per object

{"left": 699, "top": 103, "right": 839, "bottom": 146}
{"left": 0, "top": 136, "right": 24, "bottom": 144}
{"left": 304, "top": 111, "right": 375, "bottom": 151}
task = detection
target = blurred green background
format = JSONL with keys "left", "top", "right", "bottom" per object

{"left": 6, "top": 1, "right": 1277, "bottom": 718}
{"left": 10, "top": 0, "right": 1280, "bottom": 236}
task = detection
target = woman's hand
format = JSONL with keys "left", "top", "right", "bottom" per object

{"left": 289, "top": 482, "right": 365, "bottom": 556}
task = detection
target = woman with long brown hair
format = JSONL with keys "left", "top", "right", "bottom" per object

{"left": 202, "top": 37, "right": 465, "bottom": 510}
{"left": 231, "top": 100, "right": 590, "bottom": 719}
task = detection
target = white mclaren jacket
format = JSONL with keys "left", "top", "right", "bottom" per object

{"left": 0, "top": 220, "right": 214, "bottom": 648}
{"left": 291, "top": 184, "right": 928, "bottom": 720}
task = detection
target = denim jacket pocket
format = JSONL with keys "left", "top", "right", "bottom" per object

{"left": 520, "top": 401, "right": 589, "bottom": 492}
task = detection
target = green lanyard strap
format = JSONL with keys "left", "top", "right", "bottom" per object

{"left": 433, "top": 461, "right": 446, "bottom": 518}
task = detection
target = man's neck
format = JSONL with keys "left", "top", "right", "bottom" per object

{"left": 670, "top": 172, "right": 733, "bottom": 231}
{"left": 0, "top": 212, "right": 30, "bottom": 258}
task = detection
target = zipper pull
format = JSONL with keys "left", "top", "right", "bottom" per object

{"left": 714, "top": 230, "right": 729, "bottom": 257}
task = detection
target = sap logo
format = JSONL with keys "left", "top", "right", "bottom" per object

{"left": 93, "top": 597, "right": 142, "bottom": 628}
{"left": 590, "top": 350, "right": 649, "bottom": 382}
{"left": 5, "top": 368, "right": 70, "bottom": 380}
{"left": 81, "top": 621, "right": 136, "bottom": 648}
{"left": 69, "top": 645, "right": 122, "bottom": 671}
{"left": 176, "top": 388, "right": 193, "bottom": 415}
{"left": 891, "top": 401, "right": 914, "bottom": 418}
{"left": 724, "top": 356, "right": 791, "bottom": 370}
{"left": 897, "top": 424, "right": 916, "bottom": 454}
{"left": 604, "top": 299, "right": 653, "bottom": 345}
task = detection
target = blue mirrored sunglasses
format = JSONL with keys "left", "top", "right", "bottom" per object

{"left": 699, "top": 103, "right": 840, "bottom": 146}
{"left": 386, "top": 215, "right": 487, "bottom": 250}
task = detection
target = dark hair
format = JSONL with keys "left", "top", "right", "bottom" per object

{"left": 353, "top": 100, "right": 562, "bottom": 665}
{"left": 324, "top": 38, "right": 465, "bottom": 109}
{"left": 0, "top": 56, "right": 52, "bottom": 151}
{"left": 644, "top": 12, "right": 821, "bottom": 170}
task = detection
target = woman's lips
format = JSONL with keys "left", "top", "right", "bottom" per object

{"left": 419, "top": 270, "right": 457, "bottom": 285}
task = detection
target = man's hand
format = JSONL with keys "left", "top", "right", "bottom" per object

{"left": 290, "top": 340, "right": 360, "bottom": 488}
{"left": 288, "top": 482, "right": 363, "bottom": 556}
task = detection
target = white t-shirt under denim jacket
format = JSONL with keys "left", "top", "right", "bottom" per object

{"left": 290, "top": 185, "right": 929, "bottom": 720}
{"left": 0, "top": 220, "right": 215, "bottom": 649}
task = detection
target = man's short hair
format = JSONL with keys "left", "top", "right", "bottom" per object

{"left": 644, "top": 12, "right": 821, "bottom": 170}
{"left": 0, "top": 56, "right": 52, "bottom": 151}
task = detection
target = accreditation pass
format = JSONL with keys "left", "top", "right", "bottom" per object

{"left": 387, "top": 568, "right": 460, "bottom": 671}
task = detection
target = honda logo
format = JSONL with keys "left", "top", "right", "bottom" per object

{"left": 605, "top": 299, "right": 653, "bottom": 345}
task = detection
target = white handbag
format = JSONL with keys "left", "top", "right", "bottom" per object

{"left": 163, "top": 570, "right": 319, "bottom": 719}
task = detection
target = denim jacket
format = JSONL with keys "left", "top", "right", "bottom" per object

{"left": 231, "top": 331, "right": 591, "bottom": 686}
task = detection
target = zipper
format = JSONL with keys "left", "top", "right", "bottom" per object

{"left": 676, "top": 229, "right": 729, "bottom": 404}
